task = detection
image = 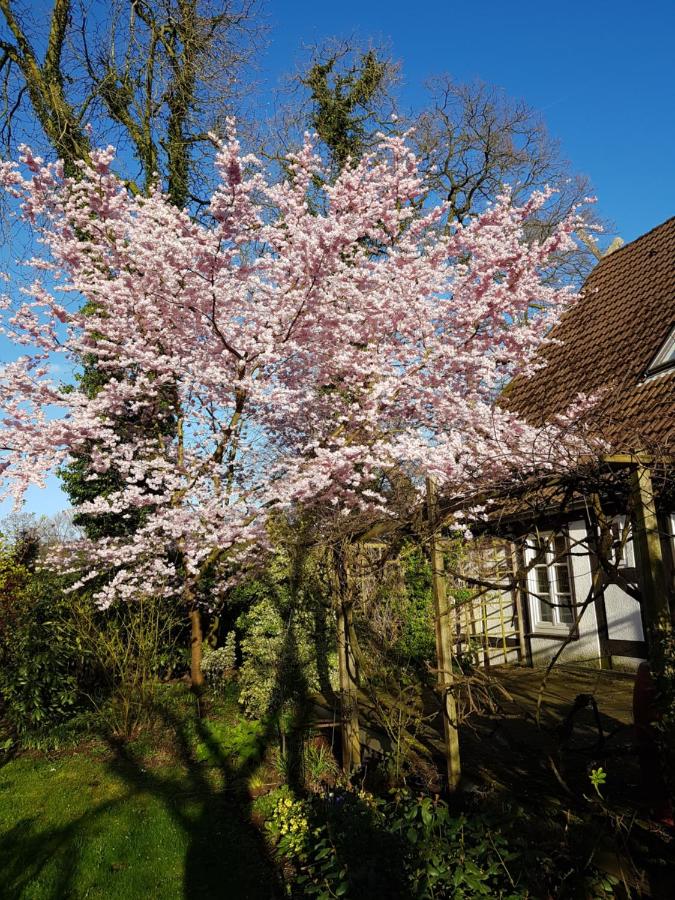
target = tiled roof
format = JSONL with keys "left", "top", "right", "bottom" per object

{"left": 504, "top": 216, "right": 675, "bottom": 454}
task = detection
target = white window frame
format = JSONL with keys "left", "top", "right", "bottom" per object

{"left": 645, "top": 323, "right": 675, "bottom": 379}
{"left": 524, "top": 530, "right": 576, "bottom": 633}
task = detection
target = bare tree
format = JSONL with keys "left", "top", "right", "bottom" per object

{"left": 0, "top": 509, "right": 82, "bottom": 549}
{"left": 0, "top": 0, "right": 265, "bottom": 206}
{"left": 411, "top": 75, "right": 609, "bottom": 282}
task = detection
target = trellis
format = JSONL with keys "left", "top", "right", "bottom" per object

{"left": 448, "top": 536, "right": 520, "bottom": 669}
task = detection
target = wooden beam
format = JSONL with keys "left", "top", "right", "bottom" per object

{"left": 511, "top": 543, "right": 533, "bottom": 666}
{"left": 585, "top": 504, "right": 613, "bottom": 670}
{"left": 592, "top": 585, "right": 612, "bottom": 670}
{"left": 333, "top": 545, "right": 361, "bottom": 772}
{"left": 336, "top": 599, "right": 361, "bottom": 771}
{"left": 629, "top": 463, "right": 672, "bottom": 674}
{"left": 426, "top": 477, "right": 461, "bottom": 790}
{"left": 607, "top": 638, "right": 648, "bottom": 659}
{"left": 603, "top": 452, "right": 653, "bottom": 466}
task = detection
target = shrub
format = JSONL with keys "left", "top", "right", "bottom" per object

{"left": 397, "top": 545, "right": 436, "bottom": 664}
{"left": 0, "top": 530, "right": 183, "bottom": 744}
{"left": 302, "top": 736, "right": 340, "bottom": 791}
{"left": 267, "top": 788, "right": 526, "bottom": 899}
{"left": 387, "top": 794, "right": 521, "bottom": 898}
{"left": 222, "top": 631, "right": 237, "bottom": 669}
{"left": 74, "top": 593, "right": 183, "bottom": 739}
{"left": 237, "top": 593, "right": 336, "bottom": 720}
{"left": 0, "top": 545, "right": 87, "bottom": 742}
{"left": 202, "top": 632, "right": 237, "bottom": 687}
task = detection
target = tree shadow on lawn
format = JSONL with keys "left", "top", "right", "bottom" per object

{"left": 0, "top": 697, "right": 285, "bottom": 900}
{"left": 98, "top": 610, "right": 334, "bottom": 899}
{"left": 0, "top": 796, "right": 132, "bottom": 899}
{"left": 103, "top": 698, "right": 286, "bottom": 900}
{"left": 1, "top": 612, "right": 319, "bottom": 900}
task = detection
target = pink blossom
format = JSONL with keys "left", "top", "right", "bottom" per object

{"left": 0, "top": 128, "right": 595, "bottom": 605}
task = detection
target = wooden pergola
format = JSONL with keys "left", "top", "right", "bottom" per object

{"left": 334, "top": 453, "right": 674, "bottom": 793}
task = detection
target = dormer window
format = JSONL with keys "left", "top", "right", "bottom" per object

{"left": 646, "top": 324, "right": 675, "bottom": 377}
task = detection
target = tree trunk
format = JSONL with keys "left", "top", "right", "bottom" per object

{"left": 629, "top": 462, "right": 671, "bottom": 675}
{"left": 190, "top": 608, "right": 204, "bottom": 691}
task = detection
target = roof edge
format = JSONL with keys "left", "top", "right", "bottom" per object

{"left": 590, "top": 214, "right": 675, "bottom": 269}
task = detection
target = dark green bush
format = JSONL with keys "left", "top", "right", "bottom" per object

{"left": 0, "top": 550, "right": 87, "bottom": 741}
{"left": 235, "top": 547, "right": 337, "bottom": 720}
{"left": 0, "top": 537, "right": 183, "bottom": 744}
{"left": 397, "top": 545, "right": 436, "bottom": 665}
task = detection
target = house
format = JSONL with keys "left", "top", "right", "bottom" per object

{"left": 459, "top": 217, "right": 675, "bottom": 671}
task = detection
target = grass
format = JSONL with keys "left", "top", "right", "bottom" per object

{"left": 0, "top": 683, "right": 284, "bottom": 899}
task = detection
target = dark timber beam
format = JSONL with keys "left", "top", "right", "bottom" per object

{"left": 629, "top": 462, "right": 672, "bottom": 675}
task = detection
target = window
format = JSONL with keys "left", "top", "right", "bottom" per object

{"left": 645, "top": 324, "right": 675, "bottom": 377}
{"left": 525, "top": 532, "right": 575, "bottom": 629}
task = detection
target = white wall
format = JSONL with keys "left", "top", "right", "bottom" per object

{"left": 602, "top": 515, "right": 645, "bottom": 669}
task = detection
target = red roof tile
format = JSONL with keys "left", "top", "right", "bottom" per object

{"left": 504, "top": 216, "right": 675, "bottom": 455}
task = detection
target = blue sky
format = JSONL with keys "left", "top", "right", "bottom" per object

{"left": 258, "top": 0, "right": 675, "bottom": 242}
{"left": 1, "top": 0, "right": 674, "bottom": 520}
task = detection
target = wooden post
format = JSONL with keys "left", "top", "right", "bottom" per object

{"left": 333, "top": 545, "right": 361, "bottom": 771}
{"left": 629, "top": 463, "right": 672, "bottom": 673}
{"left": 512, "top": 543, "right": 533, "bottom": 667}
{"left": 583, "top": 500, "right": 612, "bottom": 669}
{"left": 426, "top": 477, "right": 461, "bottom": 790}
{"left": 588, "top": 537, "right": 612, "bottom": 670}
{"left": 628, "top": 461, "right": 674, "bottom": 823}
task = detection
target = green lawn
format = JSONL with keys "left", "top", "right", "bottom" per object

{"left": 0, "top": 687, "right": 283, "bottom": 899}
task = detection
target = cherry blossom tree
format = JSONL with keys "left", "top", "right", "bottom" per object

{"left": 0, "top": 126, "right": 589, "bottom": 686}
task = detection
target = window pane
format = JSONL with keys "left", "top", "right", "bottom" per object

{"left": 555, "top": 564, "right": 571, "bottom": 595}
{"left": 535, "top": 565, "right": 553, "bottom": 622}
{"left": 528, "top": 532, "right": 575, "bottom": 628}
{"left": 648, "top": 324, "right": 675, "bottom": 372}
{"left": 536, "top": 567, "right": 550, "bottom": 595}
{"left": 539, "top": 599, "right": 554, "bottom": 623}
{"left": 558, "top": 595, "right": 574, "bottom": 624}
